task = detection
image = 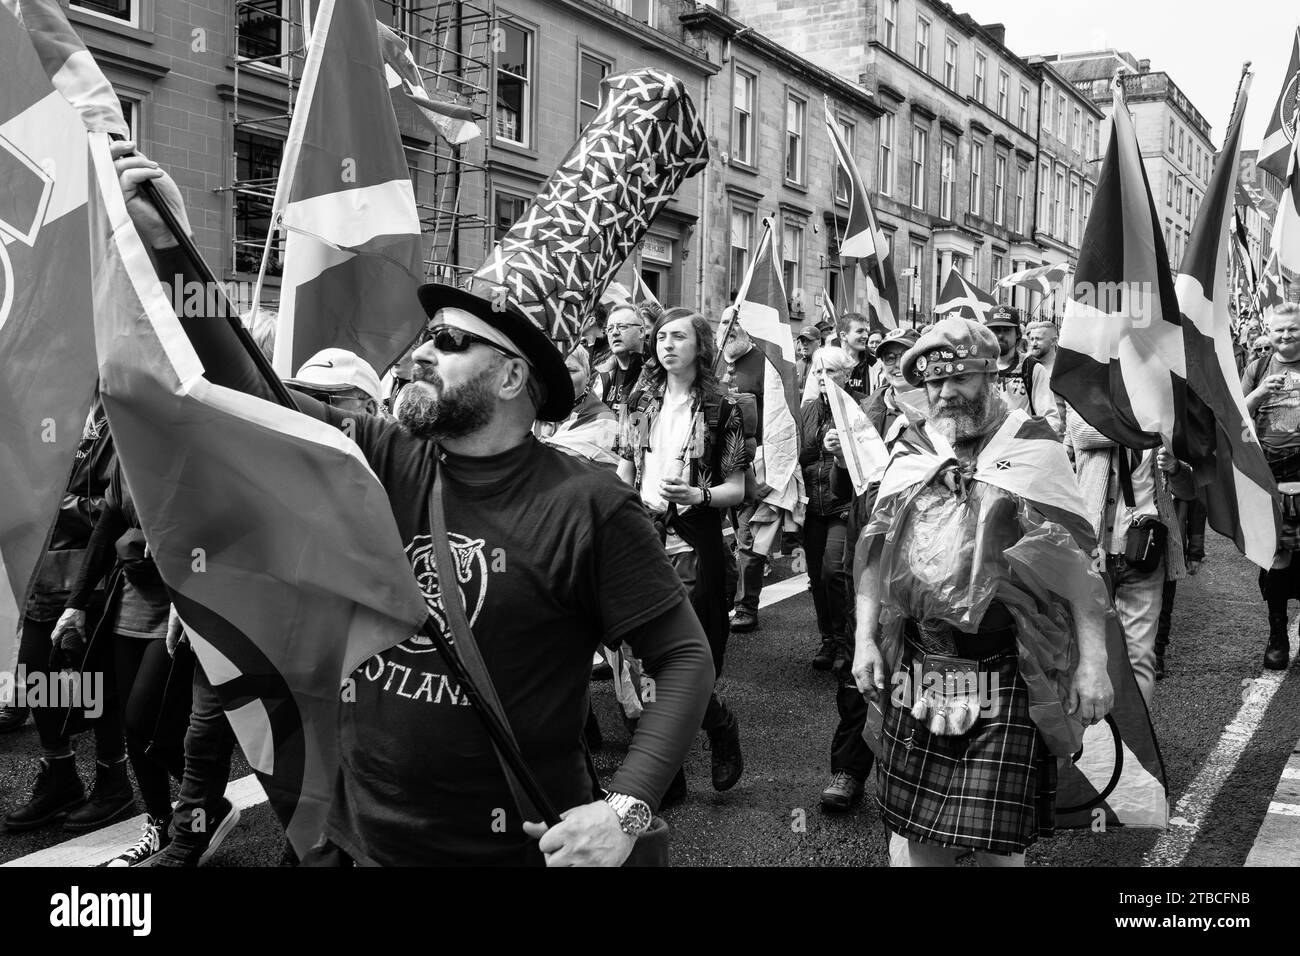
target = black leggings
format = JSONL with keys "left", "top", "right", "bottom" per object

{"left": 113, "top": 635, "right": 194, "bottom": 819}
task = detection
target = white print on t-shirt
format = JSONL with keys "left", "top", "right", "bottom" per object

{"left": 399, "top": 532, "right": 488, "bottom": 653}
{"left": 358, "top": 656, "right": 473, "bottom": 706}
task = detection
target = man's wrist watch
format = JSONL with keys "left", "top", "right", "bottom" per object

{"left": 603, "top": 791, "right": 652, "bottom": 836}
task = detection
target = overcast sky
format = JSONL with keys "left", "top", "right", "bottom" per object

{"left": 957, "top": 0, "right": 1296, "bottom": 150}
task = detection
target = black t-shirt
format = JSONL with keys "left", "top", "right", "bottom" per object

{"left": 319, "top": 417, "right": 686, "bottom": 866}
{"left": 846, "top": 355, "right": 875, "bottom": 394}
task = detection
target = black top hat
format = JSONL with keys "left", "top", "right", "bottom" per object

{"left": 417, "top": 283, "right": 575, "bottom": 422}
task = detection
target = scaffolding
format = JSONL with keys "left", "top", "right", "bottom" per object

{"left": 223, "top": 0, "right": 498, "bottom": 300}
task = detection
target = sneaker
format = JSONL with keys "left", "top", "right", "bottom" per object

{"left": 820, "top": 771, "right": 864, "bottom": 812}
{"left": 152, "top": 799, "right": 243, "bottom": 868}
{"left": 730, "top": 609, "right": 758, "bottom": 633}
{"left": 105, "top": 815, "right": 169, "bottom": 867}
{"left": 0, "top": 705, "right": 29, "bottom": 734}
{"left": 812, "top": 636, "right": 836, "bottom": 671}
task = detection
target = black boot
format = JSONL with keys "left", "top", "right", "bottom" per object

{"left": 0, "top": 705, "right": 29, "bottom": 734}
{"left": 2, "top": 756, "right": 85, "bottom": 831}
{"left": 704, "top": 697, "right": 744, "bottom": 792}
{"left": 1265, "top": 612, "right": 1290, "bottom": 670}
{"left": 812, "top": 635, "right": 836, "bottom": 671}
{"left": 64, "top": 757, "right": 135, "bottom": 833}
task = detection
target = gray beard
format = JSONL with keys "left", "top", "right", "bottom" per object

{"left": 398, "top": 366, "right": 497, "bottom": 440}
{"left": 930, "top": 386, "right": 1004, "bottom": 444}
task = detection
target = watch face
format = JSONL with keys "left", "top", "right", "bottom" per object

{"left": 624, "top": 800, "right": 652, "bottom": 835}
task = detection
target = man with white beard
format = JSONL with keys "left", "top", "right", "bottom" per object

{"left": 851, "top": 318, "right": 1113, "bottom": 867}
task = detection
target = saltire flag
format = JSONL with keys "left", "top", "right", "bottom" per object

{"left": 734, "top": 218, "right": 804, "bottom": 548}
{"left": 998, "top": 261, "right": 1069, "bottom": 298}
{"left": 1257, "top": 26, "right": 1300, "bottom": 180}
{"left": 821, "top": 290, "right": 843, "bottom": 345}
{"left": 634, "top": 270, "right": 662, "bottom": 311}
{"left": 86, "top": 133, "right": 429, "bottom": 855}
{"left": 1272, "top": 117, "right": 1300, "bottom": 274}
{"left": 272, "top": 0, "right": 423, "bottom": 378}
{"left": 1258, "top": 251, "right": 1286, "bottom": 313}
{"left": 375, "top": 20, "right": 480, "bottom": 147}
{"left": 824, "top": 376, "right": 888, "bottom": 495}
{"left": 935, "top": 269, "right": 998, "bottom": 322}
{"left": 1175, "top": 77, "right": 1281, "bottom": 569}
{"left": 825, "top": 102, "right": 898, "bottom": 329}
{"left": 1230, "top": 212, "right": 1258, "bottom": 294}
{"left": 0, "top": 0, "right": 119, "bottom": 694}
{"left": 1053, "top": 80, "right": 1183, "bottom": 451}
{"left": 868, "top": 410, "right": 1168, "bottom": 828}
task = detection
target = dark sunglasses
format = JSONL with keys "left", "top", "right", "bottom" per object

{"left": 420, "top": 324, "right": 520, "bottom": 359}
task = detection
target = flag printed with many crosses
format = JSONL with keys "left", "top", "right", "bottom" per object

{"left": 1053, "top": 80, "right": 1184, "bottom": 452}
{"left": 1257, "top": 26, "right": 1299, "bottom": 181}
{"left": 1176, "top": 76, "right": 1280, "bottom": 569}
{"left": 869, "top": 410, "right": 1168, "bottom": 828}
{"left": 0, "top": 0, "right": 122, "bottom": 694}
{"left": 935, "top": 269, "right": 999, "bottom": 322}
{"left": 825, "top": 103, "right": 898, "bottom": 329}
{"left": 473, "top": 70, "right": 708, "bottom": 350}
{"left": 272, "top": 0, "right": 424, "bottom": 379}
{"left": 87, "top": 130, "right": 430, "bottom": 856}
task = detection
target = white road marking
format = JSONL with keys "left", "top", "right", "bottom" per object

{"left": 1141, "top": 620, "right": 1299, "bottom": 867}
{"left": 1265, "top": 801, "right": 1300, "bottom": 817}
{"left": 7, "top": 574, "right": 816, "bottom": 866}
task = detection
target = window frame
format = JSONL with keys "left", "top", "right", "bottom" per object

{"left": 232, "top": 126, "right": 286, "bottom": 277}
{"left": 974, "top": 51, "right": 987, "bottom": 104}
{"left": 1015, "top": 165, "right": 1028, "bottom": 234}
{"left": 1038, "top": 159, "right": 1050, "bottom": 231}
{"left": 1018, "top": 86, "right": 1029, "bottom": 132}
{"left": 996, "top": 70, "right": 1009, "bottom": 120}
{"left": 883, "top": 0, "right": 899, "bottom": 52}
{"left": 236, "top": 0, "right": 291, "bottom": 74}
{"left": 784, "top": 90, "right": 808, "bottom": 186}
{"left": 878, "top": 111, "right": 896, "bottom": 197}
{"left": 576, "top": 49, "right": 613, "bottom": 133}
{"left": 729, "top": 203, "right": 756, "bottom": 293}
{"left": 781, "top": 221, "right": 804, "bottom": 303}
{"left": 610, "top": 0, "right": 655, "bottom": 26}
{"left": 993, "top": 154, "right": 1007, "bottom": 227}
{"left": 1056, "top": 93, "right": 1066, "bottom": 138}
{"left": 1068, "top": 178, "right": 1080, "bottom": 245}
{"left": 940, "top": 138, "right": 956, "bottom": 220}
{"left": 969, "top": 140, "right": 984, "bottom": 218}
{"left": 493, "top": 18, "right": 535, "bottom": 150}
{"left": 71, "top": 0, "right": 138, "bottom": 27}
{"left": 1071, "top": 106, "right": 1081, "bottom": 150}
{"left": 492, "top": 188, "right": 532, "bottom": 243}
{"left": 943, "top": 37, "right": 959, "bottom": 91}
{"left": 1042, "top": 83, "right": 1052, "bottom": 132}
{"left": 915, "top": 15, "right": 931, "bottom": 73}
{"left": 910, "top": 123, "right": 928, "bottom": 211}
{"left": 731, "top": 65, "right": 758, "bottom": 169}
{"left": 1053, "top": 168, "right": 1065, "bottom": 238}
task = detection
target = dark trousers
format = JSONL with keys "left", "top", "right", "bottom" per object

{"left": 730, "top": 502, "right": 765, "bottom": 614}
{"left": 669, "top": 549, "right": 728, "bottom": 733}
{"left": 830, "top": 676, "right": 875, "bottom": 781}
{"left": 113, "top": 635, "right": 194, "bottom": 819}
{"left": 1156, "top": 579, "right": 1176, "bottom": 654}
{"left": 18, "top": 606, "right": 124, "bottom": 761}
{"left": 804, "top": 512, "right": 849, "bottom": 641}
{"left": 169, "top": 662, "right": 237, "bottom": 843}
{"left": 1260, "top": 559, "right": 1300, "bottom": 611}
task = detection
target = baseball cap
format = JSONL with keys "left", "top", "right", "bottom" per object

{"left": 984, "top": 305, "right": 1022, "bottom": 329}
{"left": 875, "top": 327, "right": 920, "bottom": 356}
{"left": 286, "top": 348, "right": 384, "bottom": 404}
{"left": 797, "top": 326, "right": 824, "bottom": 343}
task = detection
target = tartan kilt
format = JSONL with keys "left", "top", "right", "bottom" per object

{"left": 876, "top": 648, "right": 1057, "bottom": 855}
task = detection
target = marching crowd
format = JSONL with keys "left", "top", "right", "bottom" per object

{"left": 0, "top": 143, "right": 1297, "bottom": 869}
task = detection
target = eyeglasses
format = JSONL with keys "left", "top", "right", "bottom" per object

{"left": 422, "top": 325, "right": 520, "bottom": 360}
{"left": 606, "top": 322, "right": 642, "bottom": 333}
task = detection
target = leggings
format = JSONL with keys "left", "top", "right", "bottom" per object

{"left": 113, "top": 634, "right": 195, "bottom": 819}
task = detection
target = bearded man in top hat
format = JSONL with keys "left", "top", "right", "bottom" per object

{"left": 113, "top": 141, "right": 713, "bottom": 867}
{"left": 852, "top": 317, "right": 1113, "bottom": 866}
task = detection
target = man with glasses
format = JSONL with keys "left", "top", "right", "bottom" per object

{"left": 285, "top": 348, "right": 385, "bottom": 416}
{"left": 594, "top": 304, "right": 646, "bottom": 415}
{"left": 113, "top": 142, "right": 714, "bottom": 867}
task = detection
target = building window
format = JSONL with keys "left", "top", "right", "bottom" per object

{"left": 883, "top": 0, "right": 899, "bottom": 52}
{"left": 944, "top": 38, "right": 958, "bottom": 90}
{"left": 234, "top": 129, "right": 284, "bottom": 275}
{"left": 1085, "top": 117, "right": 1095, "bottom": 157}
{"left": 1056, "top": 93, "right": 1066, "bottom": 138}
{"left": 493, "top": 190, "right": 529, "bottom": 242}
{"left": 119, "top": 98, "right": 139, "bottom": 142}
{"left": 732, "top": 69, "right": 756, "bottom": 166}
{"left": 1195, "top": 146, "right": 1202, "bottom": 180}
{"left": 1167, "top": 173, "right": 1175, "bottom": 206}
{"left": 1187, "top": 186, "right": 1194, "bottom": 218}
{"left": 879, "top": 111, "right": 895, "bottom": 196}
{"left": 970, "top": 141, "right": 984, "bottom": 217}
{"left": 1168, "top": 119, "right": 1175, "bottom": 150}
{"left": 996, "top": 71, "right": 1009, "bottom": 120}
{"left": 1068, "top": 179, "right": 1080, "bottom": 245}
{"left": 834, "top": 118, "right": 856, "bottom": 203}
{"left": 785, "top": 93, "right": 807, "bottom": 185}
{"left": 578, "top": 53, "right": 610, "bottom": 130}
{"left": 992, "top": 253, "right": 1005, "bottom": 299}
{"left": 940, "top": 139, "right": 956, "bottom": 220}
{"left": 730, "top": 206, "right": 754, "bottom": 291}
{"left": 915, "top": 16, "right": 931, "bottom": 73}
{"left": 610, "top": 0, "right": 655, "bottom": 25}
{"left": 994, "top": 155, "right": 1007, "bottom": 226}
{"left": 238, "top": 1, "right": 285, "bottom": 68}
{"left": 782, "top": 223, "right": 803, "bottom": 299}
{"left": 1018, "top": 86, "right": 1029, "bottom": 131}
{"left": 909, "top": 240, "right": 925, "bottom": 315}
{"left": 1178, "top": 128, "right": 1185, "bottom": 161}
{"left": 974, "top": 51, "right": 986, "bottom": 104}
{"left": 1053, "top": 169, "right": 1065, "bottom": 237}
{"left": 1071, "top": 107, "right": 1081, "bottom": 149}
{"left": 495, "top": 22, "right": 532, "bottom": 147}
{"left": 1083, "top": 184, "right": 1094, "bottom": 226}
{"left": 910, "top": 124, "right": 927, "bottom": 210}
{"left": 1015, "top": 165, "right": 1028, "bottom": 234}
{"left": 1175, "top": 181, "right": 1182, "bottom": 213}
{"left": 72, "top": 0, "right": 134, "bottom": 23}
{"left": 1042, "top": 83, "right": 1052, "bottom": 131}
{"left": 1037, "top": 159, "right": 1050, "bottom": 230}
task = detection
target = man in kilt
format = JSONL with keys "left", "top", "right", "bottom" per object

{"left": 851, "top": 319, "right": 1114, "bottom": 866}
